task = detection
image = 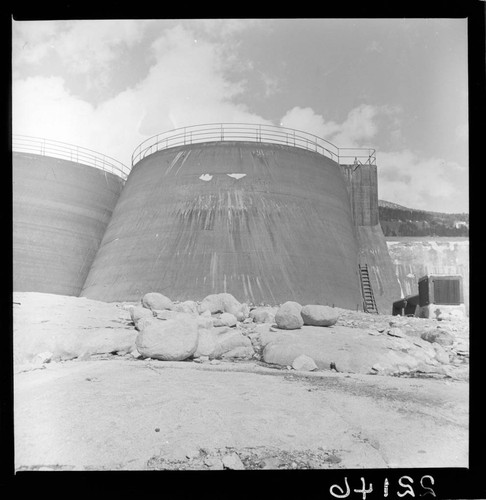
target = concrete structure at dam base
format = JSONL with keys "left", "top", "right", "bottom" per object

{"left": 386, "top": 237, "right": 469, "bottom": 315}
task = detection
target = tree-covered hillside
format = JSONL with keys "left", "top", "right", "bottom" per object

{"left": 378, "top": 200, "right": 469, "bottom": 237}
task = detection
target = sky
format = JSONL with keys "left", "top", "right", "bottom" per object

{"left": 12, "top": 18, "right": 469, "bottom": 213}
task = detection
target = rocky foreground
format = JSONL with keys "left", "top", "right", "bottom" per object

{"left": 13, "top": 291, "right": 469, "bottom": 380}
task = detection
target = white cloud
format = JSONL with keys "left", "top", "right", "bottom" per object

{"left": 377, "top": 150, "right": 468, "bottom": 213}
{"left": 12, "top": 23, "right": 270, "bottom": 167}
{"left": 12, "top": 20, "right": 63, "bottom": 65}
{"left": 279, "top": 105, "right": 468, "bottom": 212}
{"left": 332, "top": 105, "right": 380, "bottom": 146}
{"left": 12, "top": 76, "right": 144, "bottom": 164}
{"left": 280, "top": 106, "right": 340, "bottom": 139}
{"left": 14, "top": 20, "right": 147, "bottom": 69}
{"left": 13, "top": 20, "right": 148, "bottom": 90}
{"left": 136, "top": 25, "right": 270, "bottom": 135}
{"left": 12, "top": 20, "right": 467, "bottom": 213}
{"left": 280, "top": 104, "right": 384, "bottom": 147}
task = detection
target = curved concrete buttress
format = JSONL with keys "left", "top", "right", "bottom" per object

{"left": 13, "top": 152, "right": 124, "bottom": 296}
{"left": 81, "top": 141, "right": 363, "bottom": 308}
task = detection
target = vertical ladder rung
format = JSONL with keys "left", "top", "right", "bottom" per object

{"left": 359, "top": 264, "right": 378, "bottom": 314}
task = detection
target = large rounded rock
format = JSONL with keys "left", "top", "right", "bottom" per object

{"left": 198, "top": 293, "right": 249, "bottom": 321}
{"left": 213, "top": 312, "right": 237, "bottom": 327}
{"left": 275, "top": 301, "right": 303, "bottom": 330}
{"left": 263, "top": 342, "right": 305, "bottom": 366}
{"left": 421, "top": 329, "right": 455, "bottom": 347}
{"left": 198, "top": 294, "right": 223, "bottom": 314}
{"left": 128, "top": 305, "right": 154, "bottom": 331}
{"left": 142, "top": 292, "right": 173, "bottom": 312}
{"left": 135, "top": 315, "right": 198, "bottom": 361}
{"left": 301, "top": 305, "right": 339, "bottom": 327}
{"left": 250, "top": 307, "right": 277, "bottom": 324}
{"left": 292, "top": 354, "right": 318, "bottom": 371}
{"left": 194, "top": 328, "right": 217, "bottom": 358}
{"left": 211, "top": 331, "right": 253, "bottom": 359}
{"left": 196, "top": 315, "right": 217, "bottom": 329}
{"left": 172, "top": 301, "right": 198, "bottom": 315}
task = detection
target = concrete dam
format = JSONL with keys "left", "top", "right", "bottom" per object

{"left": 13, "top": 124, "right": 402, "bottom": 312}
{"left": 12, "top": 137, "right": 127, "bottom": 296}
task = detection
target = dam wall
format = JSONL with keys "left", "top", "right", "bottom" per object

{"left": 81, "top": 141, "right": 364, "bottom": 308}
{"left": 13, "top": 152, "right": 125, "bottom": 296}
{"left": 340, "top": 163, "right": 379, "bottom": 226}
{"left": 13, "top": 128, "right": 416, "bottom": 314}
{"left": 341, "top": 162, "right": 401, "bottom": 313}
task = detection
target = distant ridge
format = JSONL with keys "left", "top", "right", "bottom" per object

{"left": 378, "top": 199, "right": 468, "bottom": 217}
{"left": 378, "top": 200, "right": 468, "bottom": 237}
{"left": 379, "top": 200, "right": 413, "bottom": 211}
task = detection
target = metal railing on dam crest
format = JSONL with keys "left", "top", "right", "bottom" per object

{"left": 131, "top": 123, "right": 376, "bottom": 168}
{"left": 13, "top": 135, "right": 131, "bottom": 180}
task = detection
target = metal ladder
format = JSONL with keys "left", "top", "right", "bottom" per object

{"left": 359, "top": 264, "right": 378, "bottom": 314}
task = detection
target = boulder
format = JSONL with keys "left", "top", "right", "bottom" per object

{"left": 371, "top": 350, "right": 421, "bottom": 375}
{"left": 136, "top": 317, "right": 157, "bottom": 332}
{"left": 204, "top": 457, "right": 224, "bottom": 470}
{"left": 263, "top": 342, "right": 306, "bottom": 366}
{"left": 172, "top": 301, "right": 198, "bottom": 315}
{"left": 142, "top": 292, "right": 173, "bottom": 312}
{"left": 250, "top": 307, "right": 277, "bottom": 324}
{"left": 222, "top": 452, "right": 245, "bottom": 470}
{"left": 197, "top": 315, "right": 216, "bottom": 329}
{"left": 275, "top": 301, "right": 303, "bottom": 330}
{"left": 258, "top": 330, "right": 280, "bottom": 347}
{"left": 198, "top": 293, "right": 249, "bottom": 321}
{"left": 193, "top": 328, "right": 217, "bottom": 358}
{"left": 301, "top": 305, "right": 339, "bottom": 327}
{"left": 211, "top": 331, "right": 253, "bottom": 359}
{"left": 432, "top": 342, "right": 450, "bottom": 364}
{"left": 421, "top": 329, "right": 455, "bottom": 347}
{"left": 253, "top": 323, "right": 273, "bottom": 335}
{"left": 292, "top": 354, "right": 318, "bottom": 371}
{"left": 154, "top": 309, "right": 185, "bottom": 320}
{"left": 129, "top": 305, "right": 154, "bottom": 330}
{"left": 213, "top": 312, "right": 237, "bottom": 327}
{"left": 135, "top": 315, "right": 199, "bottom": 361}
{"left": 198, "top": 293, "right": 227, "bottom": 314}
